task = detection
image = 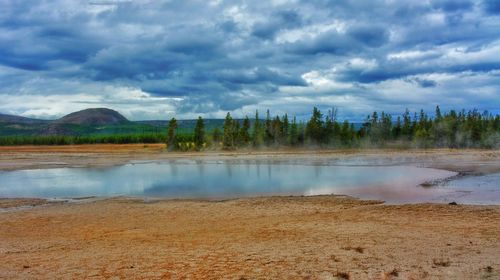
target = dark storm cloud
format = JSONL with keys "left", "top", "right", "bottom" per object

{"left": 251, "top": 10, "right": 303, "bottom": 39}
{"left": 405, "top": 77, "right": 438, "bottom": 88}
{"left": 215, "top": 67, "right": 306, "bottom": 86}
{"left": 483, "top": 0, "right": 500, "bottom": 14}
{"left": 432, "top": 0, "right": 474, "bottom": 11}
{"left": 0, "top": 0, "right": 499, "bottom": 119}
{"left": 286, "top": 23, "right": 389, "bottom": 56}
{"left": 347, "top": 24, "right": 389, "bottom": 47}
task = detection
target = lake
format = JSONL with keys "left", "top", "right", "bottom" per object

{"left": 0, "top": 160, "right": 497, "bottom": 204}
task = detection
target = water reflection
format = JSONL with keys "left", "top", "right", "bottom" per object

{"left": 0, "top": 160, "right": 495, "bottom": 204}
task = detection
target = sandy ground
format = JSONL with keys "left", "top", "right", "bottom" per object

{"left": 1, "top": 145, "right": 500, "bottom": 279}
{"left": 1, "top": 196, "right": 499, "bottom": 279}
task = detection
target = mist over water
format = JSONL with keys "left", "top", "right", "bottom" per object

{"left": 0, "top": 160, "right": 497, "bottom": 204}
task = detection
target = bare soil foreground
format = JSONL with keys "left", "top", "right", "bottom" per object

{"left": 0, "top": 145, "right": 499, "bottom": 279}
{"left": 1, "top": 196, "right": 499, "bottom": 279}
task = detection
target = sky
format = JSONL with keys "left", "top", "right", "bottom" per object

{"left": 1, "top": 0, "right": 499, "bottom": 121}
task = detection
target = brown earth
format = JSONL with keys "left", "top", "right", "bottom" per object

{"left": 0, "top": 146, "right": 499, "bottom": 279}
{"left": 1, "top": 196, "right": 499, "bottom": 279}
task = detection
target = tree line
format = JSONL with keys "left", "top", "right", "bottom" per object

{"left": 1, "top": 106, "right": 497, "bottom": 148}
{"left": 0, "top": 133, "right": 165, "bottom": 146}
{"left": 165, "top": 106, "right": 500, "bottom": 151}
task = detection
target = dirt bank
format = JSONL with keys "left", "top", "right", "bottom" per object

{"left": 0, "top": 196, "right": 499, "bottom": 279}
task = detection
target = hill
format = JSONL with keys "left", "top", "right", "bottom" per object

{"left": 54, "top": 108, "right": 129, "bottom": 125}
{"left": 0, "top": 108, "right": 144, "bottom": 136}
{"left": 41, "top": 108, "right": 130, "bottom": 135}
{"left": 0, "top": 113, "right": 48, "bottom": 124}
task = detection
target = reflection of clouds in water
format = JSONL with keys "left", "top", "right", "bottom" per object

{"left": 0, "top": 162, "right": 481, "bottom": 203}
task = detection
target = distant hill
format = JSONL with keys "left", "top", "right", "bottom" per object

{"left": 0, "top": 108, "right": 137, "bottom": 136}
{"left": 0, "top": 113, "right": 48, "bottom": 124}
{"left": 54, "top": 108, "right": 129, "bottom": 125}
{"left": 41, "top": 108, "right": 130, "bottom": 135}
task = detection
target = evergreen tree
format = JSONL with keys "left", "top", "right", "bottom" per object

{"left": 305, "top": 107, "right": 324, "bottom": 144}
{"left": 240, "top": 116, "right": 251, "bottom": 146}
{"left": 340, "top": 120, "right": 350, "bottom": 146}
{"left": 272, "top": 116, "right": 282, "bottom": 145}
{"left": 402, "top": 108, "right": 411, "bottom": 140}
{"left": 393, "top": 116, "right": 402, "bottom": 140}
{"left": 349, "top": 124, "right": 357, "bottom": 144}
{"left": 233, "top": 120, "right": 241, "bottom": 146}
{"left": 252, "top": 110, "right": 263, "bottom": 147}
{"left": 381, "top": 112, "right": 392, "bottom": 142}
{"left": 282, "top": 114, "right": 289, "bottom": 144}
{"left": 264, "top": 109, "right": 272, "bottom": 145}
{"left": 290, "top": 116, "right": 298, "bottom": 146}
{"left": 435, "top": 105, "right": 442, "bottom": 121}
{"left": 223, "top": 112, "right": 234, "bottom": 149}
{"left": 166, "top": 118, "right": 177, "bottom": 151}
{"left": 212, "top": 127, "right": 222, "bottom": 146}
{"left": 193, "top": 116, "right": 205, "bottom": 151}
{"left": 324, "top": 113, "right": 334, "bottom": 145}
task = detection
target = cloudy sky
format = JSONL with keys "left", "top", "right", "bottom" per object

{"left": 1, "top": 0, "right": 499, "bottom": 120}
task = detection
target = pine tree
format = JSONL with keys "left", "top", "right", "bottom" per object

{"left": 340, "top": 120, "right": 350, "bottom": 146}
{"left": 290, "top": 116, "right": 298, "bottom": 146}
{"left": 435, "top": 105, "right": 442, "bottom": 121}
{"left": 223, "top": 112, "right": 234, "bottom": 149}
{"left": 252, "top": 110, "right": 263, "bottom": 147}
{"left": 305, "top": 107, "right": 324, "bottom": 144}
{"left": 194, "top": 116, "right": 205, "bottom": 151}
{"left": 240, "top": 116, "right": 251, "bottom": 146}
{"left": 265, "top": 109, "right": 272, "bottom": 145}
{"left": 212, "top": 127, "right": 222, "bottom": 147}
{"left": 166, "top": 118, "right": 177, "bottom": 151}
{"left": 393, "top": 116, "right": 402, "bottom": 140}
{"left": 282, "top": 114, "right": 289, "bottom": 144}
{"left": 324, "top": 113, "right": 334, "bottom": 145}
{"left": 402, "top": 108, "right": 411, "bottom": 140}
{"left": 233, "top": 120, "right": 241, "bottom": 147}
{"left": 272, "top": 116, "right": 282, "bottom": 145}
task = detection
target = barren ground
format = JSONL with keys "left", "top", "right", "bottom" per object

{"left": 0, "top": 145, "right": 499, "bottom": 279}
